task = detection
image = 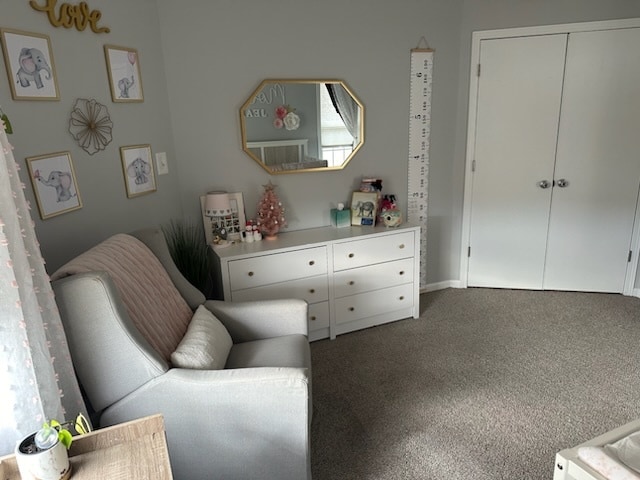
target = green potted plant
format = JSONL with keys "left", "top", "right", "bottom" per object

{"left": 15, "top": 414, "right": 90, "bottom": 480}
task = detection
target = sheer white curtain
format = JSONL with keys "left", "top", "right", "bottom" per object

{"left": 326, "top": 84, "right": 360, "bottom": 144}
{"left": 0, "top": 120, "right": 86, "bottom": 455}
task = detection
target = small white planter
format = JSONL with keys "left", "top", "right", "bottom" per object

{"left": 15, "top": 432, "right": 71, "bottom": 480}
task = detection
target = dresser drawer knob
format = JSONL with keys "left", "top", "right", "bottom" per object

{"left": 309, "top": 288, "right": 315, "bottom": 294}
{"left": 348, "top": 307, "right": 355, "bottom": 312}
{"left": 348, "top": 253, "right": 355, "bottom": 258}
{"left": 399, "top": 244, "right": 405, "bottom": 249}
{"left": 310, "top": 316, "right": 317, "bottom": 321}
{"left": 399, "top": 270, "right": 405, "bottom": 276}
{"left": 399, "top": 296, "right": 405, "bottom": 301}
{"left": 348, "top": 280, "right": 355, "bottom": 286}
{"left": 248, "top": 271, "right": 254, "bottom": 277}
{"left": 309, "top": 260, "right": 315, "bottom": 266}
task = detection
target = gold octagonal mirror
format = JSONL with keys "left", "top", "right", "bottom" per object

{"left": 240, "top": 79, "right": 364, "bottom": 174}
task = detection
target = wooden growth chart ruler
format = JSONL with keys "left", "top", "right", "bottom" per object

{"left": 407, "top": 47, "right": 433, "bottom": 289}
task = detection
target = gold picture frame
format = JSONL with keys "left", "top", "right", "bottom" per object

{"left": 1, "top": 28, "right": 59, "bottom": 101}
{"left": 104, "top": 44, "right": 144, "bottom": 102}
{"left": 26, "top": 151, "right": 82, "bottom": 219}
{"left": 120, "top": 144, "right": 156, "bottom": 198}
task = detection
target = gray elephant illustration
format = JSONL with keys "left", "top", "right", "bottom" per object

{"left": 127, "top": 157, "right": 151, "bottom": 185}
{"left": 353, "top": 201, "right": 375, "bottom": 218}
{"left": 118, "top": 76, "right": 134, "bottom": 98}
{"left": 17, "top": 48, "right": 52, "bottom": 89}
{"left": 38, "top": 171, "right": 74, "bottom": 202}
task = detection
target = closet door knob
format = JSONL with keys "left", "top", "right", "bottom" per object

{"left": 537, "top": 180, "right": 551, "bottom": 189}
{"left": 556, "top": 178, "right": 569, "bottom": 188}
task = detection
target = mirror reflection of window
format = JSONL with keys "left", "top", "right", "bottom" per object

{"left": 319, "top": 85, "right": 354, "bottom": 167}
{"left": 240, "top": 80, "right": 364, "bottom": 174}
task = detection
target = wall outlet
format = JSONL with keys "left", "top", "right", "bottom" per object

{"left": 155, "top": 152, "right": 169, "bottom": 175}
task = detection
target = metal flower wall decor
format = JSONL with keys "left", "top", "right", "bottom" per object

{"left": 69, "top": 98, "right": 113, "bottom": 155}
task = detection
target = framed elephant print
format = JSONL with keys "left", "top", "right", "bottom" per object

{"left": 351, "top": 191, "right": 378, "bottom": 226}
{"left": 1, "top": 29, "right": 59, "bottom": 100}
{"left": 104, "top": 45, "right": 144, "bottom": 102}
{"left": 120, "top": 144, "right": 156, "bottom": 198}
{"left": 26, "top": 152, "right": 82, "bottom": 219}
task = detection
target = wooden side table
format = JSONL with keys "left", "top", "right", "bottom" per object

{"left": 0, "top": 414, "right": 173, "bottom": 479}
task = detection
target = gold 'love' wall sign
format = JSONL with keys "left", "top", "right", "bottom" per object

{"left": 29, "top": 0, "right": 110, "bottom": 34}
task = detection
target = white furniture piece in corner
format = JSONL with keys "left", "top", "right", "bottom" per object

{"left": 554, "top": 418, "right": 640, "bottom": 480}
{"left": 211, "top": 224, "right": 421, "bottom": 341}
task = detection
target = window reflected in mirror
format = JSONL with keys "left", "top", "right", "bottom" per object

{"left": 240, "top": 80, "right": 364, "bottom": 174}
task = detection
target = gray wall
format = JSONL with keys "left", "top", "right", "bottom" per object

{"left": 3, "top": 0, "right": 640, "bottom": 286}
{"left": 1, "top": 0, "right": 181, "bottom": 272}
{"left": 155, "top": 0, "right": 465, "bottom": 285}
{"left": 158, "top": 0, "right": 640, "bottom": 287}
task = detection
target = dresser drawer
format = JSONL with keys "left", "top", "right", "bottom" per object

{"left": 308, "top": 301, "right": 330, "bottom": 332}
{"left": 228, "top": 246, "right": 327, "bottom": 290}
{"left": 333, "top": 231, "right": 414, "bottom": 271}
{"left": 230, "top": 274, "right": 328, "bottom": 304}
{"left": 334, "top": 283, "right": 414, "bottom": 324}
{"left": 333, "top": 258, "right": 414, "bottom": 298}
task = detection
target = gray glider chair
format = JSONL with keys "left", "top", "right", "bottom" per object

{"left": 51, "top": 227, "right": 312, "bottom": 480}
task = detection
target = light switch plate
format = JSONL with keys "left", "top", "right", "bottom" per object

{"left": 155, "top": 152, "right": 169, "bottom": 175}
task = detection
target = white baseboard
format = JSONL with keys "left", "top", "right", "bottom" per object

{"left": 423, "top": 283, "right": 640, "bottom": 298}
{"left": 421, "top": 280, "right": 463, "bottom": 293}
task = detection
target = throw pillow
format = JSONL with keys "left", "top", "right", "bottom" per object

{"left": 171, "top": 305, "right": 233, "bottom": 370}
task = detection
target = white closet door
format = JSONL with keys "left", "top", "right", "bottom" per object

{"left": 543, "top": 28, "right": 640, "bottom": 293}
{"left": 467, "top": 35, "right": 568, "bottom": 289}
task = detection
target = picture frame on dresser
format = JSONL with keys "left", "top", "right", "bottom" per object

{"left": 200, "top": 192, "right": 246, "bottom": 244}
{"left": 351, "top": 191, "right": 378, "bottom": 226}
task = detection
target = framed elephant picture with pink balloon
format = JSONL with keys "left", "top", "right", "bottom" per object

{"left": 104, "top": 44, "right": 144, "bottom": 102}
{"left": 0, "top": 28, "right": 60, "bottom": 101}
{"left": 26, "top": 151, "right": 83, "bottom": 219}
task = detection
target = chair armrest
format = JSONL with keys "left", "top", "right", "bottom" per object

{"left": 100, "top": 368, "right": 311, "bottom": 480}
{"left": 203, "top": 298, "right": 308, "bottom": 343}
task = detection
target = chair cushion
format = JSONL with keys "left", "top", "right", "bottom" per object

{"left": 171, "top": 305, "right": 233, "bottom": 370}
{"left": 225, "top": 334, "right": 310, "bottom": 369}
{"left": 51, "top": 233, "right": 193, "bottom": 362}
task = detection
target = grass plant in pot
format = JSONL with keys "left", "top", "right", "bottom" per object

{"left": 163, "top": 220, "right": 214, "bottom": 298}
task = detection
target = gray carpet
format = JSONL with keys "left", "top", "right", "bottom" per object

{"left": 310, "top": 288, "right": 640, "bottom": 479}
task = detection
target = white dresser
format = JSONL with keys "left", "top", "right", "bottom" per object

{"left": 211, "top": 224, "right": 420, "bottom": 341}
